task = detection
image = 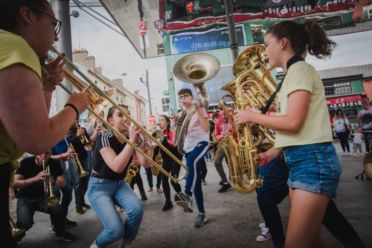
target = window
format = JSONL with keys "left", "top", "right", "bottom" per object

{"left": 324, "top": 81, "right": 352, "bottom": 96}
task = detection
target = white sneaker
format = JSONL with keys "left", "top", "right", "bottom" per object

{"left": 256, "top": 227, "right": 271, "bottom": 242}
{"left": 90, "top": 241, "right": 99, "bottom": 248}
{"left": 258, "top": 222, "right": 266, "bottom": 229}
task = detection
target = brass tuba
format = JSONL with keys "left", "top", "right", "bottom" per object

{"left": 42, "top": 160, "right": 60, "bottom": 207}
{"left": 219, "top": 45, "right": 278, "bottom": 193}
{"left": 173, "top": 53, "right": 220, "bottom": 154}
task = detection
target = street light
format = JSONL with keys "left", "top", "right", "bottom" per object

{"left": 139, "top": 69, "right": 153, "bottom": 116}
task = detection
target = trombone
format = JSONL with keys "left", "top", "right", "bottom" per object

{"left": 49, "top": 47, "right": 188, "bottom": 182}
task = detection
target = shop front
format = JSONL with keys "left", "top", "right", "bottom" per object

{"left": 327, "top": 94, "right": 365, "bottom": 126}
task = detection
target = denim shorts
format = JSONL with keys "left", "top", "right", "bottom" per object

{"left": 283, "top": 143, "right": 342, "bottom": 197}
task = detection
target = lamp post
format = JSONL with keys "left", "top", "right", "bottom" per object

{"left": 140, "top": 69, "right": 153, "bottom": 116}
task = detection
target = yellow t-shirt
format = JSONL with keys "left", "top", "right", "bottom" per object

{"left": 274, "top": 61, "right": 333, "bottom": 148}
{"left": 0, "top": 29, "right": 41, "bottom": 170}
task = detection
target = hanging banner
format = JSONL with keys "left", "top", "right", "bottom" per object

{"left": 170, "top": 24, "right": 246, "bottom": 54}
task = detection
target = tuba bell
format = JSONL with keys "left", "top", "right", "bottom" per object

{"left": 219, "top": 45, "right": 278, "bottom": 193}
{"left": 173, "top": 53, "right": 220, "bottom": 154}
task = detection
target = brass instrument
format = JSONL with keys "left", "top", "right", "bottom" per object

{"left": 124, "top": 165, "right": 139, "bottom": 184}
{"left": 9, "top": 217, "right": 25, "bottom": 238}
{"left": 219, "top": 45, "right": 278, "bottom": 193}
{"left": 173, "top": 52, "right": 220, "bottom": 154}
{"left": 151, "top": 129, "right": 164, "bottom": 176}
{"left": 67, "top": 142, "right": 90, "bottom": 178}
{"left": 42, "top": 160, "right": 60, "bottom": 207}
{"left": 49, "top": 47, "right": 188, "bottom": 183}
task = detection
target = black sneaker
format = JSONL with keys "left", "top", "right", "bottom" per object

{"left": 175, "top": 193, "right": 193, "bottom": 213}
{"left": 218, "top": 183, "right": 231, "bottom": 193}
{"left": 76, "top": 208, "right": 84, "bottom": 215}
{"left": 162, "top": 201, "right": 173, "bottom": 211}
{"left": 65, "top": 218, "right": 78, "bottom": 228}
{"left": 141, "top": 193, "right": 148, "bottom": 201}
{"left": 55, "top": 232, "right": 76, "bottom": 242}
{"left": 82, "top": 203, "right": 91, "bottom": 210}
{"left": 219, "top": 180, "right": 224, "bottom": 185}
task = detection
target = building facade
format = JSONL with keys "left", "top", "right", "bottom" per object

{"left": 72, "top": 49, "right": 147, "bottom": 127}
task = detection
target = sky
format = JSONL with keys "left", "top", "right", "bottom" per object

{"left": 69, "top": 5, "right": 372, "bottom": 116}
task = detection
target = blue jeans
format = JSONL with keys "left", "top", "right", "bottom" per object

{"left": 185, "top": 141, "right": 209, "bottom": 213}
{"left": 68, "top": 159, "right": 89, "bottom": 209}
{"left": 88, "top": 177, "right": 144, "bottom": 247}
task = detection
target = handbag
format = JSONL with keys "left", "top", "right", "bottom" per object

{"left": 343, "top": 119, "right": 350, "bottom": 135}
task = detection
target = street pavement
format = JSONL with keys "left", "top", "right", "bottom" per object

{"left": 12, "top": 141, "right": 372, "bottom": 248}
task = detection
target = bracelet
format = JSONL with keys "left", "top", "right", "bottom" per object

{"left": 64, "top": 103, "right": 79, "bottom": 120}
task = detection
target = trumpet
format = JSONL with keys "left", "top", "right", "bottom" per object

{"left": 49, "top": 47, "right": 188, "bottom": 183}
{"left": 42, "top": 160, "right": 60, "bottom": 207}
{"left": 67, "top": 142, "right": 90, "bottom": 178}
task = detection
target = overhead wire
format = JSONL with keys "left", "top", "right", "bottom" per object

{"left": 72, "top": 0, "right": 126, "bottom": 38}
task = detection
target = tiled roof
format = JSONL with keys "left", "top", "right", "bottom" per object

{"left": 318, "top": 64, "right": 372, "bottom": 79}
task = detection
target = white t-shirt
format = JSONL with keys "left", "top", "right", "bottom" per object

{"left": 333, "top": 118, "right": 349, "bottom": 133}
{"left": 183, "top": 107, "right": 209, "bottom": 153}
{"left": 353, "top": 132, "right": 363, "bottom": 144}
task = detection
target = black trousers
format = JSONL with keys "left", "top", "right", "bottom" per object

{"left": 130, "top": 170, "right": 145, "bottom": 195}
{"left": 0, "top": 164, "right": 11, "bottom": 247}
{"left": 162, "top": 158, "right": 181, "bottom": 203}
{"left": 257, "top": 158, "right": 365, "bottom": 248}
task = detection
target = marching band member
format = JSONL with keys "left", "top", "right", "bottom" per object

{"left": 176, "top": 88, "right": 210, "bottom": 228}
{"left": 88, "top": 104, "right": 150, "bottom": 248}
{"left": 234, "top": 20, "right": 341, "bottom": 248}
{"left": 157, "top": 115, "right": 183, "bottom": 211}
{"left": 0, "top": 0, "right": 88, "bottom": 244}
{"left": 13, "top": 152, "right": 75, "bottom": 242}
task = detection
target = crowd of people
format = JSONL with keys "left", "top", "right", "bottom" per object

{"left": 0, "top": 1, "right": 370, "bottom": 248}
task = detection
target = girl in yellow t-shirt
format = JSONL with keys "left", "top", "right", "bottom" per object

{"left": 234, "top": 21, "right": 341, "bottom": 248}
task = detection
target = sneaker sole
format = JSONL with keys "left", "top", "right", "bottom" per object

{"left": 175, "top": 201, "right": 193, "bottom": 213}
{"left": 195, "top": 217, "right": 208, "bottom": 228}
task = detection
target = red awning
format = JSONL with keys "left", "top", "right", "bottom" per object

{"left": 326, "top": 95, "right": 363, "bottom": 106}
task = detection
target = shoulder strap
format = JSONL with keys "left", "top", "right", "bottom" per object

{"left": 261, "top": 54, "right": 304, "bottom": 114}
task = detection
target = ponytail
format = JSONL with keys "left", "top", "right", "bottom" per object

{"left": 267, "top": 20, "right": 336, "bottom": 59}
{"left": 303, "top": 21, "right": 336, "bottom": 59}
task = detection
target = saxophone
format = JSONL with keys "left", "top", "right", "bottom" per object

{"left": 219, "top": 45, "right": 278, "bottom": 193}
{"left": 173, "top": 52, "right": 220, "bottom": 154}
